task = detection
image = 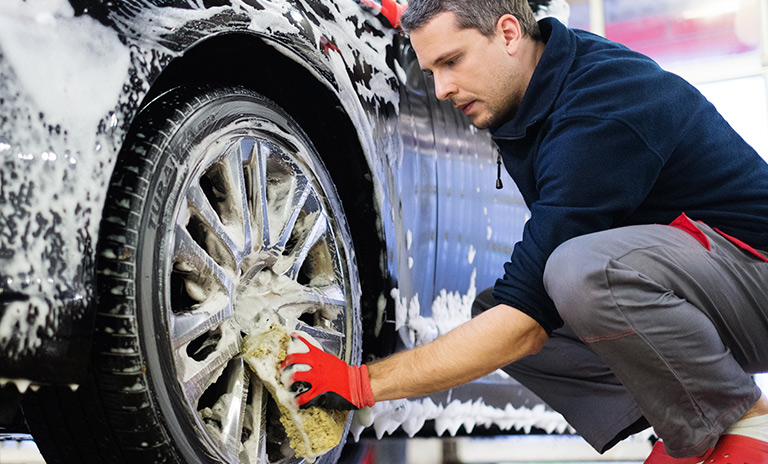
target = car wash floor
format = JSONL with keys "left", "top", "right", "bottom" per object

{"left": 349, "top": 435, "right": 651, "bottom": 463}
{"left": 0, "top": 435, "right": 651, "bottom": 463}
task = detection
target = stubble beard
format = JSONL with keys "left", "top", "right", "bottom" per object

{"left": 470, "top": 108, "right": 495, "bottom": 130}
{"left": 470, "top": 98, "right": 519, "bottom": 130}
{"left": 472, "top": 63, "right": 526, "bottom": 130}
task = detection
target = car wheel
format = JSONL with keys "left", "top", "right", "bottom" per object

{"left": 24, "top": 86, "right": 362, "bottom": 463}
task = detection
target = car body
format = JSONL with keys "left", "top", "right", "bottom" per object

{"left": 0, "top": 0, "right": 569, "bottom": 462}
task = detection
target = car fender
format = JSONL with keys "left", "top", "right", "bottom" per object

{"left": 0, "top": 0, "right": 409, "bottom": 386}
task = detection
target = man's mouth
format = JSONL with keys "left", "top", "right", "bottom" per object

{"left": 457, "top": 101, "right": 475, "bottom": 115}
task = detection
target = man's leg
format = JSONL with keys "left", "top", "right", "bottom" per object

{"left": 472, "top": 289, "right": 649, "bottom": 453}
{"left": 543, "top": 223, "right": 768, "bottom": 458}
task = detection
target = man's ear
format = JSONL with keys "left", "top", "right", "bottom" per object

{"left": 497, "top": 14, "right": 523, "bottom": 54}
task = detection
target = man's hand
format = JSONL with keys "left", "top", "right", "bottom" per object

{"left": 281, "top": 334, "right": 375, "bottom": 410}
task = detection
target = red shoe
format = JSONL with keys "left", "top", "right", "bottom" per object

{"left": 707, "top": 435, "right": 768, "bottom": 463}
{"left": 644, "top": 441, "right": 713, "bottom": 464}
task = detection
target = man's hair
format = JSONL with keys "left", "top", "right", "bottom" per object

{"left": 400, "top": 0, "right": 542, "bottom": 40}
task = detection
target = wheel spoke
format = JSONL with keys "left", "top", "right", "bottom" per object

{"left": 244, "top": 140, "right": 272, "bottom": 249}
{"left": 174, "top": 223, "right": 235, "bottom": 288}
{"left": 186, "top": 180, "right": 241, "bottom": 270}
{"left": 179, "top": 329, "right": 242, "bottom": 406}
{"left": 276, "top": 283, "right": 346, "bottom": 321}
{"left": 283, "top": 210, "right": 328, "bottom": 280}
{"left": 272, "top": 173, "right": 312, "bottom": 251}
{"left": 222, "top": 140, "right": 253, "bottom": 259}
{"left": 295, "top": 321, "right": 345, "bottom": 358}
{"left": 217, "top": 358, "right": 249, "bottom": 461}
{"left": 312, "top": 284, "right": 347, "bottom": 313}
{"left": 172, "top": 225, "right": 235, "bottom": 349}
{"left": 241, "top": 377, "right": 268, "bottom": 461}
{"left": 170, "top": 296, "right": 232, "bottom": 350}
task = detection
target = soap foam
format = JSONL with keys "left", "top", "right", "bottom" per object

{"left": 351, "top": 398, "right": 573, "bottom": 440}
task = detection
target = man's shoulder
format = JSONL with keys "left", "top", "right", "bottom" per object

{"left": 539, "top": 20, "right": 687, "bottom": 117}
{"left": 555, "top": 42, "right": 700, "bottom": 124}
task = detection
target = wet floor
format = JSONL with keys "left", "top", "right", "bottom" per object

{"left": 0, "top": 434, "right": 651, "bottom": 463}
{"left": 359, "top": 436, "right": 649, "bottom": 463}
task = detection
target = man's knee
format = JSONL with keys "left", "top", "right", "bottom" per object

{"left": 544, "top": 234, "right": 613, "bottom": 329}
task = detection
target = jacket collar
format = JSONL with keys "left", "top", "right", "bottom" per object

{"left": 490, "top": 17, "right": 576, "bottom": 140}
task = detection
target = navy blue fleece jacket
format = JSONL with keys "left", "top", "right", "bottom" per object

{"left": 491, "top": 18, "right": 768, "bottom": 334}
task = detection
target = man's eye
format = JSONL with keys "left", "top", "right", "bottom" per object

{"left": 446, "top": 56, "right": 460, "bottom": 67}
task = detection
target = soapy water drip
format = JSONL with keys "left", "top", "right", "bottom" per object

{"left": 381, "top": 267, "right": 576, "bottom": 441}
{"left": 352, "top": 398, "right": 573, "bottom": 440}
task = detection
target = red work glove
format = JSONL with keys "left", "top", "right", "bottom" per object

{"left": 281, "top": 334, "right": 375, "bottom": 410}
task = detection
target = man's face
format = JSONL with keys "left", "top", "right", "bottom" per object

{"left": 410, "top": 11, "right": 526, "bottom": 129}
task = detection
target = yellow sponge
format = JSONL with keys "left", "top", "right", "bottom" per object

{"left": 242, "top": 320, "right": 347, "bottom": 461}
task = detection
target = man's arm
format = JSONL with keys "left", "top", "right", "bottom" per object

{"left": 369, "top": 303, "right": 547, "bottom": 401}
{"left": 282, "top": 304, "right": 548, "bottom": 408}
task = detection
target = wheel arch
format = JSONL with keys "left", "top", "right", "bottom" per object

{"left": 136, "top": 32, "right": 395, "bottom": 360}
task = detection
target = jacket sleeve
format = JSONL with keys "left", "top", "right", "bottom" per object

{"left": 492, "top": 115, "right": 666, "bottom": 334}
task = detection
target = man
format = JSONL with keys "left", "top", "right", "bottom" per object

{"left": 281, "top": 0, "right": 768, "bottom": 460}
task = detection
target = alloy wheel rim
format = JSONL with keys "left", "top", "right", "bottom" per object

{"left": 166, "top": 125, "right": 352, "bottom": 463}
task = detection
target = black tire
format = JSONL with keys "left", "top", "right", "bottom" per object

{"left": 24, "top": 86, "right": 362, "bottom": 464}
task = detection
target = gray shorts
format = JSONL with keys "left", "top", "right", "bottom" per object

{"left": 475, "top": 222, "right": 768, "bottom": 458}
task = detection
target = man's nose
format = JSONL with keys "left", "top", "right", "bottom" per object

{"left": 434, "top": 74, "right": 457, "bottom": 101}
